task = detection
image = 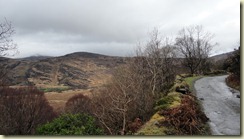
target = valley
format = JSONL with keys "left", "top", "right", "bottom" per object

{"left": 0, "top": 52, "right": 127, "bottom": 112}
{"left": 0, "top": 51, "right": 233, "bottom": 113}
{"left": 0, "top": 50, "right": 239, "bottom": 135}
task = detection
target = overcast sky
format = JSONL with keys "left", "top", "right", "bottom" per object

{"left": 0, "top": 0, "right": 240, "bottom": 58}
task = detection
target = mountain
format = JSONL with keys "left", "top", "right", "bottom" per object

{"left": 209, "top": 51, "right": 234, "bottom": 62}
{"left": 1, "top": 51, "right": 235, "bottom": 89}
{"left": 62, "top": 52, "right": 108, "bottom": 58}
{"left": 0, "top": 52, "right": 127, "bottom": 89}
{"left": 20, "top": 55, "right": 52, "bottom": 61}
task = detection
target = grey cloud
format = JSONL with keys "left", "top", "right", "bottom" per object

{"left": 3, "top": 0, "right": 152, "bottom": 42}
{"left": 0, "top": 0, "right": 240, "bottom": 58}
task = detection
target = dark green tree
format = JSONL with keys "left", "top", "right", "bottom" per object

{"left": 228, "top": 46, "right": 240, "bottom": 77}
{"left": 36, "top": 113, "right": 104, "bottom": 135}
{"left": 225, "top": 45, "right": 240, "bottom": 90}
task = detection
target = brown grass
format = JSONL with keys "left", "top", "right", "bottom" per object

{"left": 226, "top": 74, "right": 240, "bottom": 91}
{"left": 159, "top": 95, "right": 209, "bottom": 135}
{"left": 44, "top": 89, "right": 93, "bottom": 113}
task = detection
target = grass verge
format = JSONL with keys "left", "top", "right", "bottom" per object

{"left": 184, "top": 75, "right": 204, "bottom": 92}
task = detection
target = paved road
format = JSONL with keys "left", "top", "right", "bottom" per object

{"left": 194, "top": 75, "right": 240, "bottom": 135}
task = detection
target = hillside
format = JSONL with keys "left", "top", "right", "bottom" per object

{"left": 209, "top": 51, "right": 233, "bottom": 62}
{"left": 0, "top": 52, "right": 127, "bottom": 89}
{"left": 1, "top": 51, "right": 234, "bottom": 88}
{"left": 0, "top": 51, "right": 234, "bottom": 113}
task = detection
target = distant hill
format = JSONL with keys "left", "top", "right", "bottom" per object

{"left": 0, "top": 51, "right": 235, "bottom": 88}
{"left": 209, "top": 51, "right": 234, "bottom": 62}
{"left": 62, "top": 52, "right": 109, "bottom": 58}
{"left": 0, "top": 52, "right": 127, "bottom": 89}
{"left": 20, "top": 55, "right": 52, "bottom": 61}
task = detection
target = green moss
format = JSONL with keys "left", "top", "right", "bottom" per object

{"left": 154, "top": 92, "right": 181, "bottom": 111}
{"left": 136, "top": 125, "right": 167, "bottom": 135}
{"left": 136, "top": 74, "right": 207, "bottom": 135}
{"left": 135, "top": 112, "right": 168, "bottom": 135}
{"left": 136, "top": 116, "right": 166, "bottom": 135}
{"left": 171, "top": 76, "right": 189, "bottom": 92}
{"left": 151, "top": 113, "right": 165, "bottom": 121}
{"left": 184, "top": 76, "right": 203, "bottom": 92}
{"left": 154, "top": 96, "right": 173, "bottom": 110}
{"left": 38, "top": 86, "right": 70, "bottom": 93}
{"left": 167, "top": 92, "right": 181, "bottom": 108}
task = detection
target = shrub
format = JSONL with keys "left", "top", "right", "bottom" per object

{"left": 203, "top": 70, "right": 227, "bottom": 76}
{"left": 159, "top": 95, "right": 209, "bottom": 135}
{"left": 227, "top": 47, "right": 240, "bottom": 77}
{"left": 127, "top": 118, "right": 143, "bottom": 134}
{"left": 135, "top": 113, "right": 167, "bottom": 135}
{"left": 154, "top": 93, "right": 181, "bottom": 111}
{"left": 226, "top": 74, "right": 240, "bottom": 91}
{"left": 0, "top": 87, "right": 57, "bottom": 135}
{"left": 36, "top": 113, "right": 104, "bottom": 135}
{"left": 154, "top": 95, "right": 175, "bottom": 110}
{"left": 65, "top": 94, "right": 92, "bottom": 114}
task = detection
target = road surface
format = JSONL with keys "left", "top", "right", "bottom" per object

{"left": 194, "top": 75, "right": 240, "bottom": 135}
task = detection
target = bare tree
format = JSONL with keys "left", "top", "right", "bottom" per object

{"left": 175, "top": 25, "right": 216, "bottom": 74}
{"left": 91, "top": 89, "right": 119, "bottom": 135}
{"left": 136, "top": 28, "right": 177, "bottom": 97}
{"left": 91, "top": 66, "right": 141, "bottom": 135}
{"left": 54, "top": 28, "right": 178, "bottom": 135}
{"left": 0, "top": 18, "right": 17, "bottom": 56}
{"left": 89, "top": 29, "right": 177, "bottom": 135}
{"left": 65, "top": 94, "right": 92, "bottom": 114}
{"left": 0, "top": 18, "right": 17, "bottom": 86}
{"left": 0, "top": 87, "right": 57, "bottom": 135}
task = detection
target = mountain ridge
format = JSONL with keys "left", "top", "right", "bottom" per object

{"left": 0, "top": 51, "right": 127, "bottom": 89}
{"left": 0, "top": 50, "right": 232, "bottom": 88}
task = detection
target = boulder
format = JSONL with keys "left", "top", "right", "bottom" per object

{"left": 175, "top": 86, "right": 190, "bottom": 94}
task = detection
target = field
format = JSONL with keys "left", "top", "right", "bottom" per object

{"left": 44, "top": 89, "right": 94, "bottom": 113}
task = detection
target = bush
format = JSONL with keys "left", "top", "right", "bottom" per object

{"left": 203, "top": 70, "right": 227, "bottom": 76}
{"left": 159, "top": 95, "right": 209, "bottom": 135}
{"left": 227, "top": 47, "right": 240, "bottom": 77}
{"left": 36, "top": 113, "right": 104, "bottom": 135}
{"left": 154, "top": 95, "right": 176, "bottom": 110}
{"left": 154, "top": 93, "right": 181, "bottom": 111}
{"left": 226, "top": 74, "right": 240, "bottom": 91}
{"left": 65, "top": 94, "right": 92, "bottom": 114}
{"left": 0, "top": 87, "right": 57, "bottom": 135}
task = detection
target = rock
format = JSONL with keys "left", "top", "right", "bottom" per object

{"left": 154, "top": 121, "right": 160, "bottom": 127}
{"left": 199, "top": 97, "right": 204, "bottom": 101}
{"left": 175, "top": 87, "right": 189, "bottom": 94}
